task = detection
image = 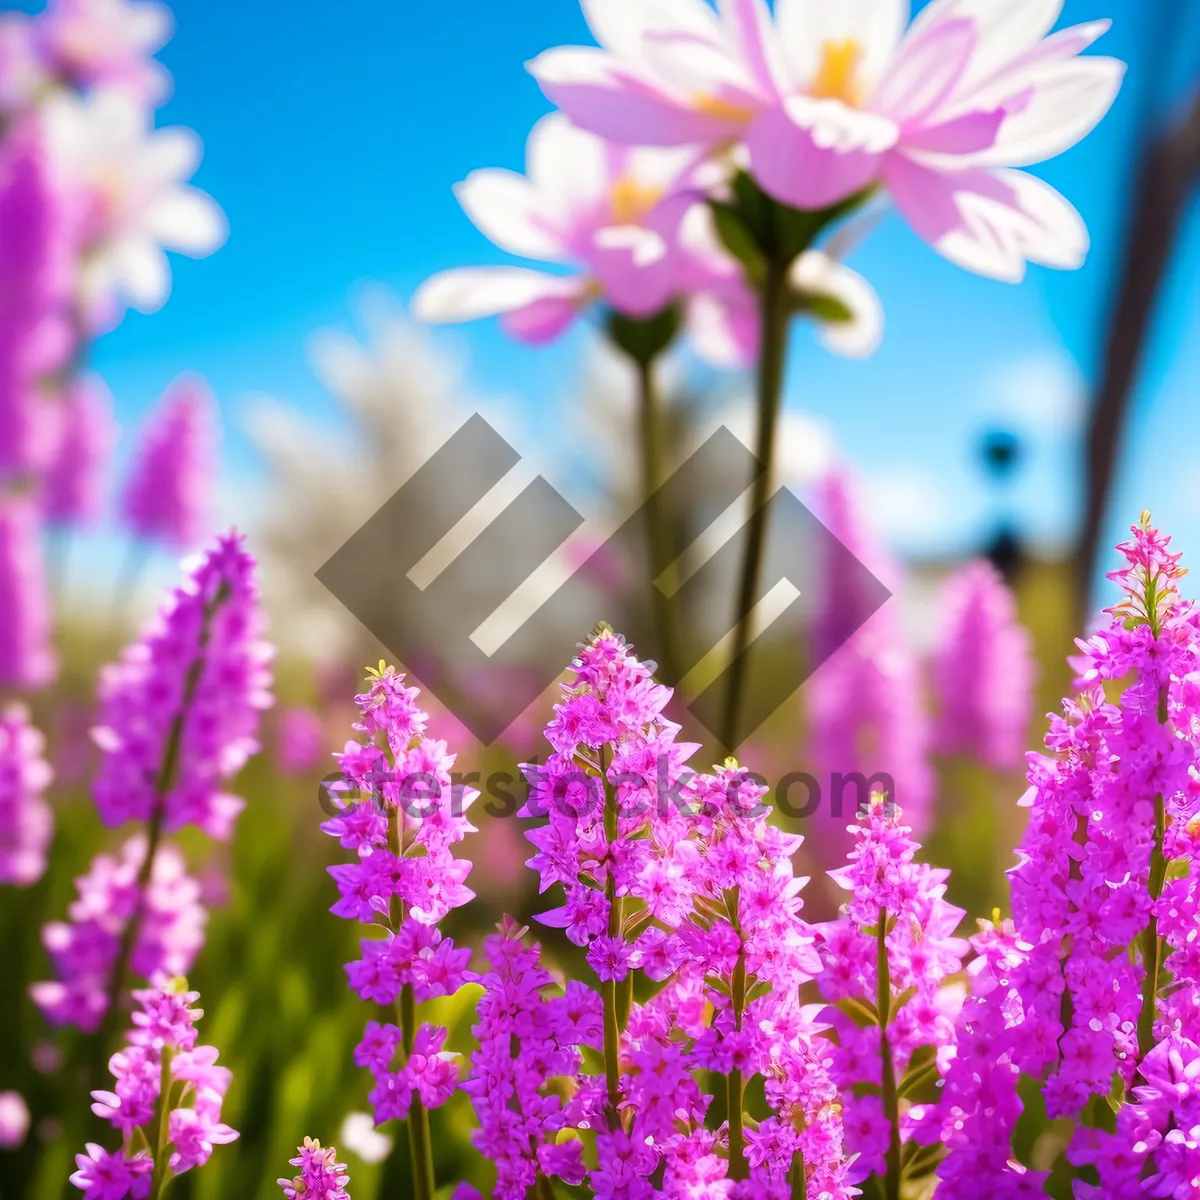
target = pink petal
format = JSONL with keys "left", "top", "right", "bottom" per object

{"left": 901, "top": 107, "right": 1006, "bottom": 155}
{"left": 884, "top": 155, "right": 1087, "bottom": 281}
{"left": 501, "top": 295, "right": 587, "bottom": 346}
{"left": 529, "top": 46, "right": 732, "bottom": 146}
{"left": 716, "top": 0, "right": 788, "bottom": 99}
{"left": 746, "top": 99, "right": 893, "bottom": 210}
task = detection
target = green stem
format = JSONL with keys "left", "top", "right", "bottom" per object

{"left": 387, "top": 796, "right": 436, "bottom": 1200}
{"left": 720, "top": 255, "right": 791, "bottom": 750}
{"left": 634, "top": 353, "right": 680, "bottom": 684}
{"left": 94, "top": 585, "right": 229, "bottom": 1083}
{"left": 601, "top": 749, "right": 624, "bottom": 1130}
{"left": 147, "top": 1047, "right": 175, "bottom": 1200}
{"left": 399, "top": 982, "right": 436, "bottom": 1200}
{"left": 1138, "top": 791, "right": 1168, "bottom": 1058}
{"left": 727, "top": 886, "right": 748, "bottom": 1182}
{"left": 1137, "top": 682, "right": 1171, "bottom": 1060}
{"left": 877, "top": 913, "right": 902, "bottom": 1200}
{"left": 790, "top": 1148, "right": 807, "bottom": 1199}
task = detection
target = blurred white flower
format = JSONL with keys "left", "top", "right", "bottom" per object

{"left": 38, "top": 0, "right": 173, "bottom": 102}
{"left": 337, "top": 1112, "right": 392, "bottom": 1165}
{"left": 244, "top": 289, "right": 475, "bottom": 657}
{"left": 45, "top": 87, "right": 226, "bottom": 318}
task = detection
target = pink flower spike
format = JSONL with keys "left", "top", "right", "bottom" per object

{"left": 42, "top": 373, "right": 118, "bottom": 528}
{"left": 0, "top": 495, "right": 58, "bottom": 690}
{"left": 119, "top": 374, "right": 218, "bottom": 551}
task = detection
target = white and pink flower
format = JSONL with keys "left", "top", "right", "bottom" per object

{"left": 413, "top": 112, "right": 881, "bottom": 361}
{"left": 530, "top": 0, "right": 1124, "bottom": 282}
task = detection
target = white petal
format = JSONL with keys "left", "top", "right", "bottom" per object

{"left": 937, "top": 168, "right": 1087, "bottom": 282}
{"left": 525, "top": 112, "right": 612, "bottom": 224}
{"left": 144, "top": 125, "right": 202, "bottom": 186}
{"left": 581, "top": 0, "right": 722, "bottom": 69}
{"left": 792, "top": 251, "right": 884, "bottom": 358}
{"left": 453, "top": 168, "right": 565, "bottom": 261}
{"left": 776, "top": 0, "right": 910, "bottom": 92}
{"left": 112, "top": 237, "right": 171, "bottom": 312}
{"left": 642, "top": 28, "right": 762, "bottom": 107}
{"left": 959, "top": 56, "right": 1125, "bottom": 169}
{"left": 626, "top": 144, "right": 704, "bottom": 193}
{"left": 411, "top": 267, "right": 587, "bottom": 324}
{"left": 784, "top": 95, "right": 899, "bottom": 153}
{"left": 146, "top": 187, "right": 227, "bottom": 256}
{"left": 904, "top": 0, "right": 1064, "bottom": 97}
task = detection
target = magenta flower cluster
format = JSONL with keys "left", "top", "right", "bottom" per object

{"left": 34, "top": 532, "right": 271, "bottom": 1032}
{"left": 278, "top": 1138, "right": 351, "bottom": 1200}
{"left": 71, "top": 980, "right": 237, "bottom": 1199}
{"left": 322, "top": 664, "right": 476, "bottom": 1129}
{"left": 91, "top": 531, "right": 274, "bottom": 839}
{"left": 32, "top": 837, "right": 205, "bottom": 1032}
{"left": 936, "top": 515, "right": 1200, "bottom": 1196}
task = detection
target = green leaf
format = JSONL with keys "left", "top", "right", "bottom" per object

{"left": 709, "top": 201, "right": 765, "bottom": 282}
{"left": 836, "top": 996, "right": 880, "bottom": 1028}
{"left": 606, "top": 304, "right": 683, "bottom": 366}
{"left": 799, "top": 291, "right": 855, "bottom": 325}
{"left": 705, "top": 974, "right": 731, "bottom": 997}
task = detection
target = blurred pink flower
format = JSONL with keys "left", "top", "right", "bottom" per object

{"left": 531, "top": 0, "right": 1124, "bottom": 281}
{"left": 0, "top": 117, "right": 78, "bottom": 477}
{"left": 806, "top": 467, "right": 932, "bottom": 862}
{"left": 37, "top": 0, "right": 173, "bottom": 102}
{"left": 119, "top": 374, "right": 216, "bottom": 550}
{"left": 0, "top": 1090, "right": 30, "bottom": 1149}
{"left": 0, "top": 703, "right": 54, "bottom": 887}
{"left": 0, "top": 495, "right": 57, "bottom": 690}
{"left": 933, "top": 559, "right": 1034, "bottom": 770}
{"left": 42, "top": 373, "right": 117, "bottom": 526}
{"left": 274, "top": 706, "right": 326, "bottom": 776}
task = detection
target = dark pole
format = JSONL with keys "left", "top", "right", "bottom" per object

{"left": 1075, "top": 86, "right": 1200, "bottom": 622}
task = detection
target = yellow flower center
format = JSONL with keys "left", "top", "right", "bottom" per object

{"left": 609, "top": 176, "right": 664, "bottom": 225}
{"left": 691, "top": 93, "right": 756, "bottom": 123}
{"left": 812, "top": 39, "right": 865, "bottom": 105}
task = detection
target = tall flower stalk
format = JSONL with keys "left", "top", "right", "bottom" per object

{"left": 324, "top": 664, "right": 477, "bottom": 1200}
{"left": 936, "top": 515, "right": 1200, "bottom": 1193}
{"left": 32, "top": 533, "right": 273, "bottom": 1035}
{"left": 817, "top": 799, "right": 966, "bottom": 1198}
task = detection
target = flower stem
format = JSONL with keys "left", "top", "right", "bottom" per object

{"left": 877, "top": 912, "right": 902, "bottom": 1200}
{"left": 147, "top": 1046, "right": 175, "bottom": 1200}
{"left": 387, "top": 793, "right": 436, "bottom": 1200}
{"left": 602, "top": 750, "right": 624, "bottom": 1130}
{"left": 1138, "top": 790, "right": 1168, "bottom": 1058}
{"left": 727, "top": 885, "right": 748, "bottom": 1182}
{"left": 1137, "top": 683, "right": 1172, "bottom": 1060}
{"left": 634, "top": 353, "right": 680, "bottom": 685}
{"left": 398, "top": 981, "right": 436, "bottom": 1200}
{"left": 720, "top": 255, "right": 791, "bottom": 750}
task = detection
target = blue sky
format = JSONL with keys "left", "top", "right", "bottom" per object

{"left": 33, "top": 0, "right": 1200, "bottom": 594}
